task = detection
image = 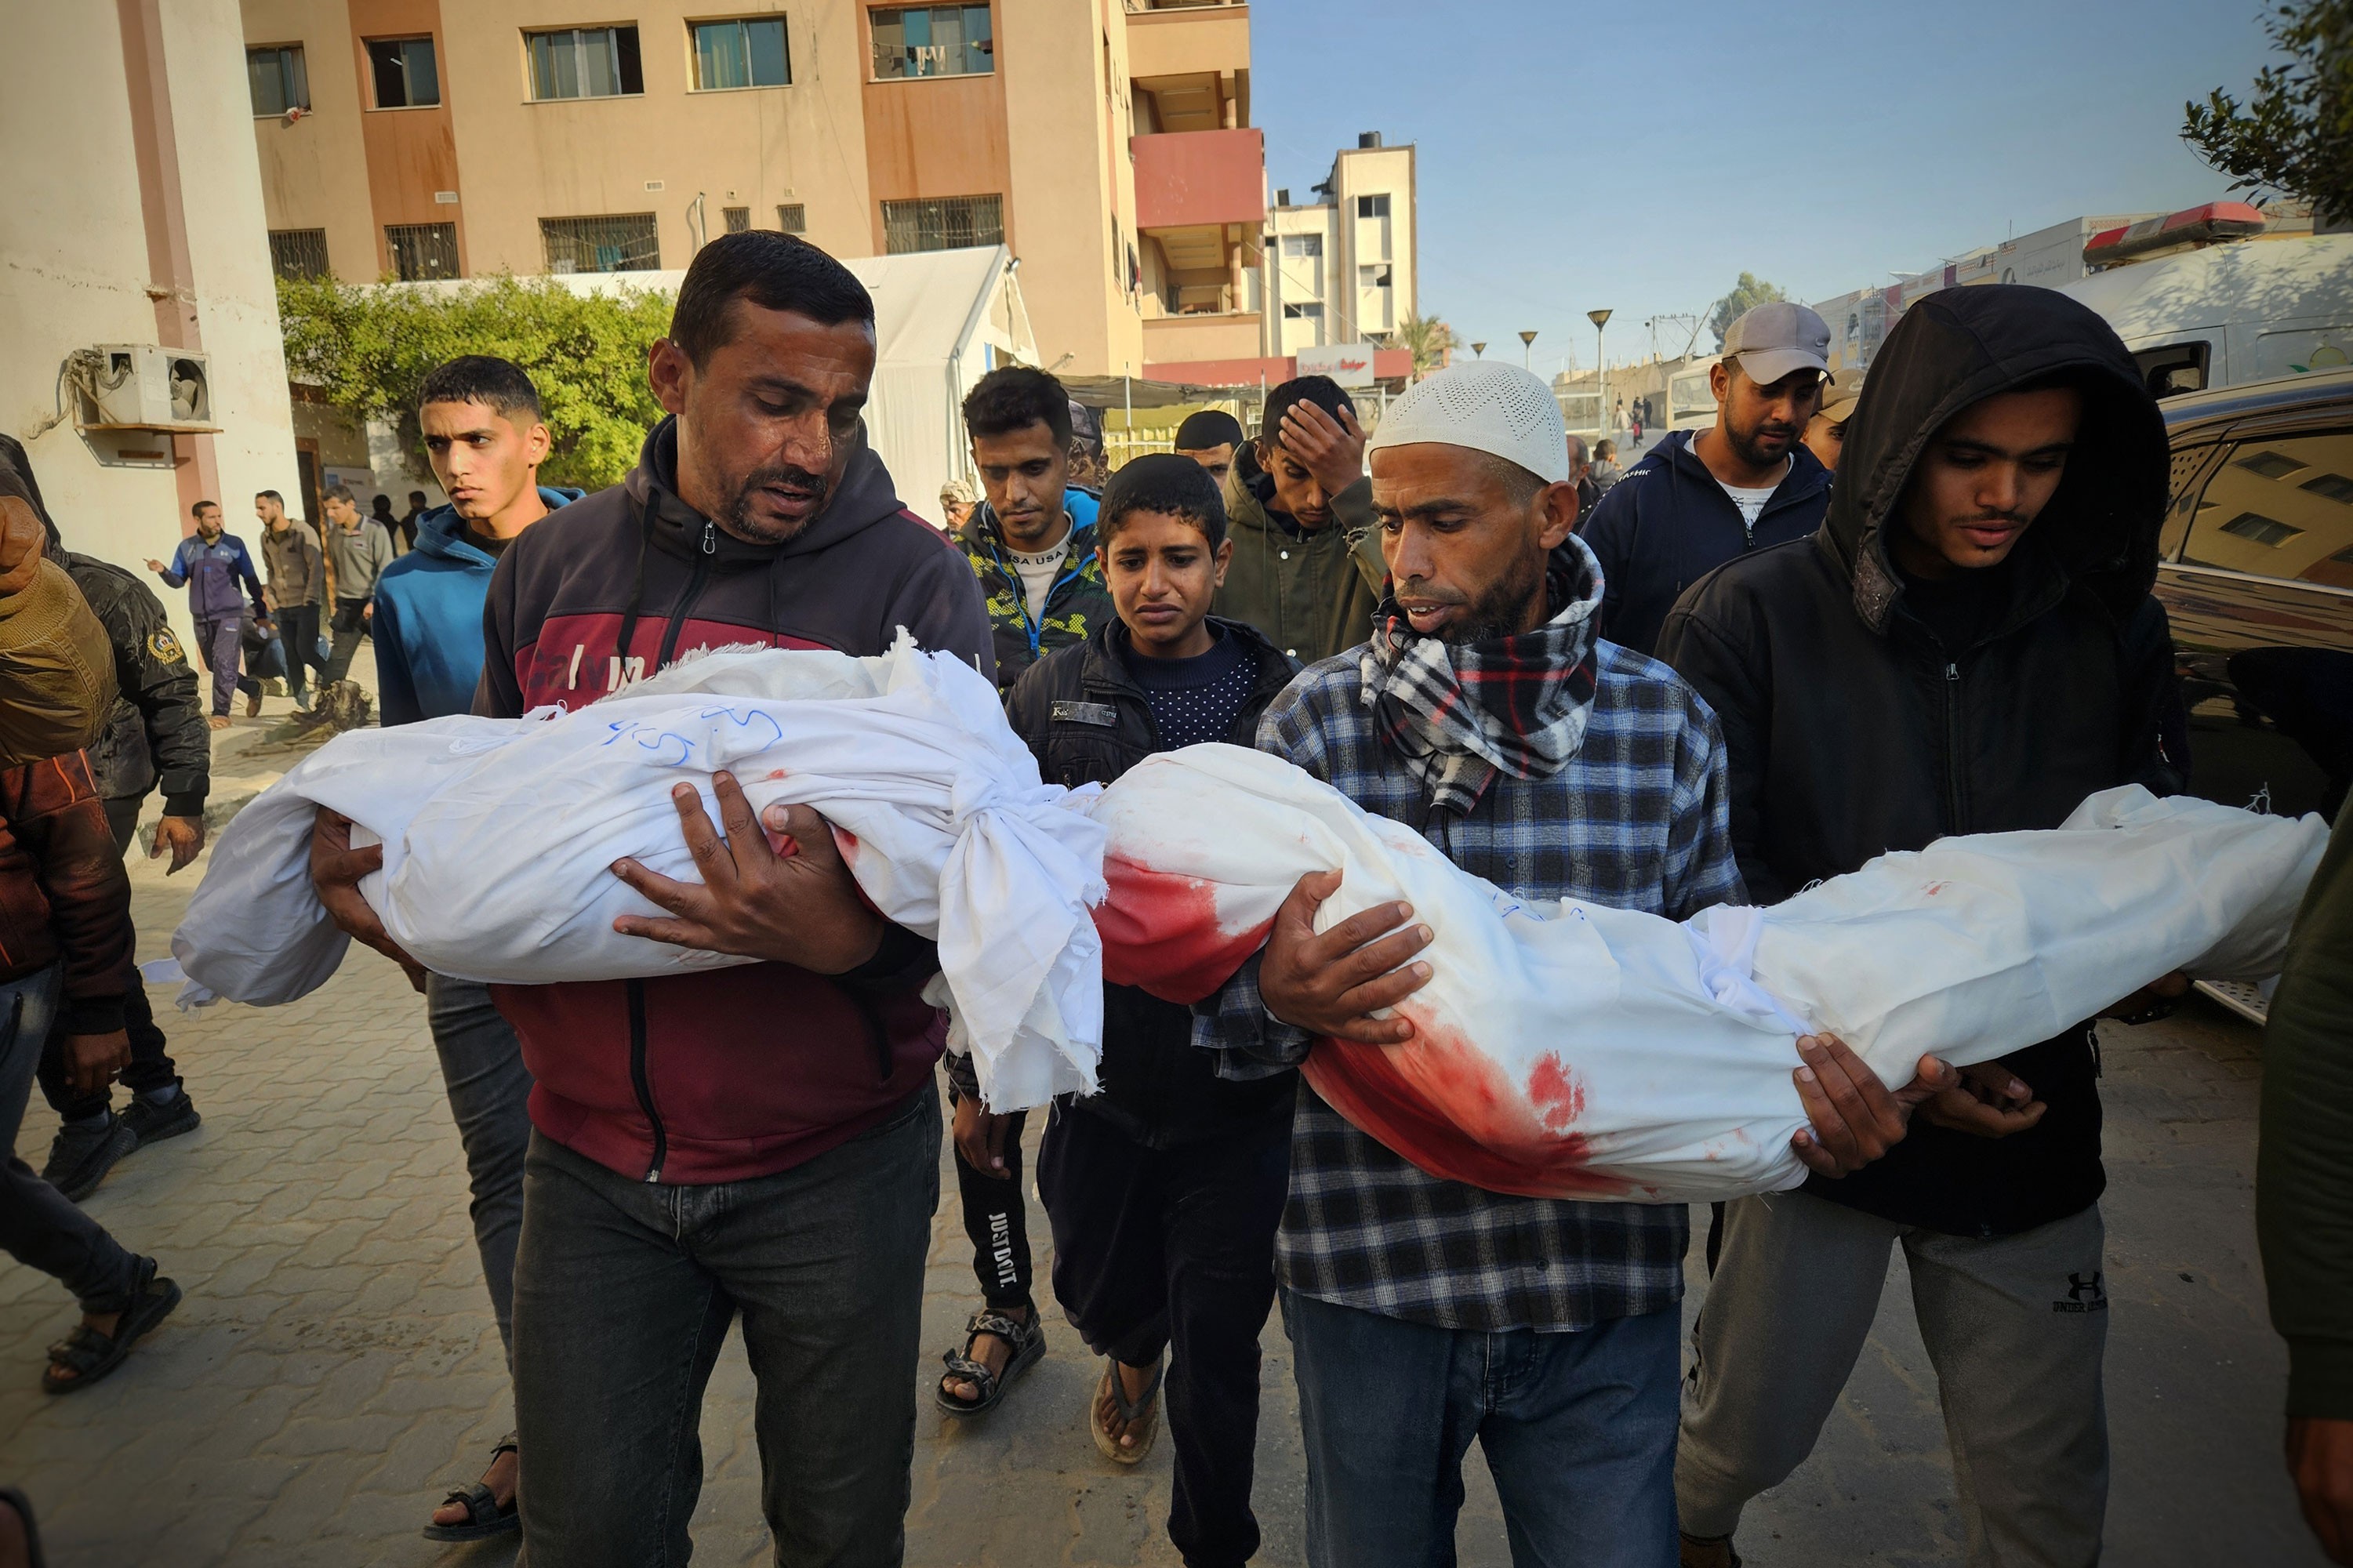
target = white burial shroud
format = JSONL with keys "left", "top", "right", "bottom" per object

{"left": 171, "top": 637, "right": 1107, "bottom": 1111}
{"left": 172, "top": 644, "right": 2326, "bottom": 1203}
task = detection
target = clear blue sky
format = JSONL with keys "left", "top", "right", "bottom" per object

{"left": 1250, "top": 0, "right": 2285, "bottom": 374}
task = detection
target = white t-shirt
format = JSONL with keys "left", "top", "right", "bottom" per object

{"left": 1717, "top": 459, "right": 1787, "bottom": 534}
{"left": 1006, "top": 533, "right": 1071, "bottom": 622}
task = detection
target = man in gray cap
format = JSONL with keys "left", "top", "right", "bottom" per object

{"left": 1804, "top": 372, "right": 1864, "bottom": 474}
{"left": 1192, "top": 360, "right": 1955, "bottom": 1566}
{"left": 1577, "top": 300, "right": 1834, "bottom": 654}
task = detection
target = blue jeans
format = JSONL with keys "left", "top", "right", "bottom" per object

{"left": 0, "top": 965, "right": 143, "bottom": 1312}
{"left": 425, "top": 975, "right": 533, "bottom": 1359}
{"left": 511, "top": 1083, "right": 942, "bottom": 1567}
{"left": 1283, "top": 1290, "right": 1680, "bottom": 1568}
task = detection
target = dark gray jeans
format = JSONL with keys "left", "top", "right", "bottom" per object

{"left": 0, "top": 964, "right": 143, "bottom": 1313}
{"left": 511, "top": 1082, "right": 942, "bottom": 1567}
{"left": 425, "top": 974, "right": 534, "bottom": 1357}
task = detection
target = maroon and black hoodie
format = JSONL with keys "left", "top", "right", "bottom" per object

{"left": 477, "top": 417, "right": 993, "bottom": 1185}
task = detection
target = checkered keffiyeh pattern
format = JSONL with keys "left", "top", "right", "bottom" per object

{"left": 1193, "top": 625, "right": 1744, "bottom": 1334}
{"left": 1359, "top": 537, "right": 1605, "bottom": 818}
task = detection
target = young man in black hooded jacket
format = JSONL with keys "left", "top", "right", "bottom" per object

{"left": 1657, "top": 285, "right": 2189, "bottom": 1568}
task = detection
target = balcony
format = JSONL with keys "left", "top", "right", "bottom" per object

{"left": 1132, "top": 128, "right": 1265, "bottom": 231}
{"left": 1144, "top": 310, "right": 1264, "bottom": 366}
{"left": 1126, "top": 0, "right": 1249, "bottom": 84}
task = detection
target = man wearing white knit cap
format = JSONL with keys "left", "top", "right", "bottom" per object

{"left": 1193, "top": 361, "right": 1954, "bottom": 1564}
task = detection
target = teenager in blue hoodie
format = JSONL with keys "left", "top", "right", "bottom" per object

{"left": 368, "top": 355, "right": 572, "bottom": 1544}
{"left": 372, "top": 360, "right": 579, "bottom": 726}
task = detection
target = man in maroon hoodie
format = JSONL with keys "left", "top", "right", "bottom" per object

{"left": 313, "top": 233, "right": 989, "bottom": 1564}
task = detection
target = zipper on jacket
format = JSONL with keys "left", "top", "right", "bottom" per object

{"left": 626, "top": 978, "right": 668, "bottom": 1182}
{"left": 701, "top": 520, "right": 716, "bottom": 556}
{"left": 655, "top": 556, "right": 712, "bottom": 671}
{"left": 1941, "top": 661, "right": 1966, "bottom": 833}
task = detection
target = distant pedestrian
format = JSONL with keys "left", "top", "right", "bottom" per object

{"left": 0, "top": 746, "right": 183, "bottom": 1396}
{"left": 1001, "top": 455, "right": 1298, "bottom": 1558}
{"left": 398, "top": 489, "right": 428, "bottom": 552}
{"left": 1630, "top": 402, "right": 1644, "bottom": 446}
{"left": 147, "top": 499, "right": 267, "bottom": 726}
{"left": 319, "top": 485, "right": 394, "bottom": 687}
{"left": 937, "top": 476, "right": 978, "bottom": 533}
{"left": 1804, "top": 372, "right": 1864, "bottom": 474}
{"left": 256, "top": 490, "right": 327, "bottom": 709}
{"left": 1565, "top": 431, "right": 1600, "bottom": 524}
{"left": 1211, "top": 376, "right": 1386, "bottom": 664}
{"left": 1171, "top": 408, "right": 1247, "bottom": 485}
{"left": 0, "top": 438, "right": 209, "bottom": 1205}
{"left": 370, "top": 356, "right": 572, "bottom": 1544}
{"left": 1592, "top": 437, "right": 1625, "bottom": 495}
{"left": 1577, "top": 303, "right": 1834, "bottom": 655}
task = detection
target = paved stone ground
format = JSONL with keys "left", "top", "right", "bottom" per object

{"left": 0, "top": 710, "right": 2330, "bottom": 1564}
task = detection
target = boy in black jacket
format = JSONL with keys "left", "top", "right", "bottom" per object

{"left": 982, "top": 454, "right": 1297, "bottom": 1567}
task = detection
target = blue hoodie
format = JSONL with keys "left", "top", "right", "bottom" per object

{"left": 1576, "top": 429, "right": 1831, "bottom": 657}
{"left": 371, "top": 488, "right": 578, "bottom": 724}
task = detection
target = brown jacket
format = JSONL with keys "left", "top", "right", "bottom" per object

{"left": 0, "top": 750, "right": 134, "bottom": 1033}
{"left": 260, "top": 521, "right": 325, "bottom": 611}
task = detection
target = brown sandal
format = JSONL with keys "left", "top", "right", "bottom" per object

{"left": 1090, "top": 1356, "right": 1162, "bottom": 1465}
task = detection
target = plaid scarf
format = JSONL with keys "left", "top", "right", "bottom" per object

{"left": 1359, "top": 536, "right": 1606, "bottom": 817}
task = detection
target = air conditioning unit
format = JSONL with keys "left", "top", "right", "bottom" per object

{"left": 85, "top": 345, "right": 214, "bottom": 429}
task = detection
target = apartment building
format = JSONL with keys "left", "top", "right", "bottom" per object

{"left": 6, "top": 0, "right": 300, "bottom": 644}
{"left": 1265, "top": 133, "right": 1417, "bottom": 363}
{"left": 240, "top": 0, "right": 1274, "bottom": 379}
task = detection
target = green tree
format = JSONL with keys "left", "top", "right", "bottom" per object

{"left": 1707, "top": 273, "right": 1788, "bottom": 349}
{"left": 277, "top": 274, "right": 674, "bottom": 492}
{"left": 1394, "top": 312, "right": 1457, "bottom": 379}
{"left": 2184, "top": 0, "right": 2353, "bottom": 223}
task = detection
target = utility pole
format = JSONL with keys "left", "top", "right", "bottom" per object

{"left": 1518, "top": 329, "right": 1538, "bottom": 370}
{"left": 1588, "top": 309, "right": 1612, "bottom": 441}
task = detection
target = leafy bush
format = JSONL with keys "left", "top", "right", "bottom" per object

{"left": 278, "top": 274, "right": 674, "bottom": 492}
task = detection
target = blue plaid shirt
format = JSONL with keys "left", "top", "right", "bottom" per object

{"left": 1194, "top": 639, "right": 1744, "bottom": 1332}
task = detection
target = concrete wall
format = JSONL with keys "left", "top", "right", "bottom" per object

{"left": 2, "top": 0, "right": 300, "bottom": 651}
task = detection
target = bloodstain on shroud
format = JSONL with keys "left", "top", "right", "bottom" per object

{"left": 1303, "top": 1009, "right": 1632, "bottom": 1202}
{"left": 1095, "top": 855, "right": 1276, "bottom": 1003}
{"left": 1094, "top": 856, "right": 1630, "bottom": 1201}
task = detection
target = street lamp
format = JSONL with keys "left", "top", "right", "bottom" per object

{"left": 1471, "top": 341, "right": 1487, "bottom": 358}
{"left": 1519, "top": 329, "right": 1538, "bottom": 370}
{"left": 1588, "top": 309, "right": 1613, "bottom": 442}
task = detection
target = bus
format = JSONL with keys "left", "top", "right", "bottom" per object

{"left": 1665, "top": 354, "right": 1722, "bottom": 433}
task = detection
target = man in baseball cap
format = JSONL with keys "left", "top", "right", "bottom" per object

{"left": 1193, "top": 360, "right": 1948, "bottom": 1566}
{"left": 1578, "top": 299, "right": 1836, "bottom": 654}
{"left": 1804, "top": 372, "right": 1864, "bottom": 474}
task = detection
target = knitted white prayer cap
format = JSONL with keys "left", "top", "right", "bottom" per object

{"left": 1364, "top": 361, "right": 1570, "bottom": 486}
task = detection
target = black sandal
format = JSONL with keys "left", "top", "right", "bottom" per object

{"left": 42, "top": 1267, "right": 180, "bottom": 1395}
{"left": 1091, "top": 1356, "right": 1164, "bottom": 1466}
{"left": 0, "top": 1487, "right": 45, "bottom": 1568}
{"left": 935, "top": 1306, "right": 1045, "bottom": 1416}
{"left": 421, "top": 1432, "right": 521, "bottom": 1542}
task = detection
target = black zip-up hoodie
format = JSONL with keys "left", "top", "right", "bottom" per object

{"left": 476, "top": 416, "right": 993, "bottom": 1185}
{"left": 994, "top": 615, "right": 1300, "bottom": 1147}
{"left": 1657, "top": 284, "right": 2184, "bottom": 1237}
{"left": 1578, "top": 426, "right": 1832, "bottom": 656}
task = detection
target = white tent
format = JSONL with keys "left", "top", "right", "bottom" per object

{"left": 844, "top": 245, "right": 1037, "bottom": 528}
{"left": 382, "top": 245, "right": 1038, "bottom": 528}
